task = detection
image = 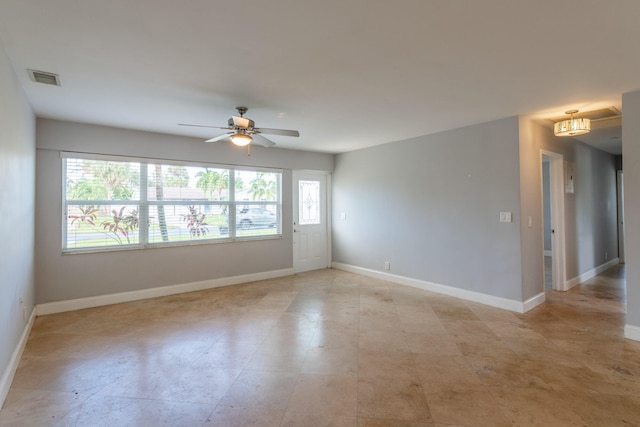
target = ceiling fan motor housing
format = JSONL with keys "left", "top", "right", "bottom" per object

{"left": 228, "top": 117, "right": 254, "bottom": 128}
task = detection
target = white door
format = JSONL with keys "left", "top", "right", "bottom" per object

{"left": 293, "top": 171, "right": 328, "bottom": 273}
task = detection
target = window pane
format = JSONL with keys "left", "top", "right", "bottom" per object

{"left": 299, "top": 180, "right": 320, "bottom": 225}
{"left": 148, "top": 166, "right": 230, "bottom": 202}
{"left": 235, "top": 204, "right": 280, "bottom": 237}
{"left": 63, "top": 155, "right": 282, "bottom": 252}
{"left": 148, "top": 204, "right": 230, "bottom": 243}
{"left": 66, "top": 158, "right": 139, "bottom": 201}
{"left": 66, "top": 204, "right": 140, "bottom": 249}
{"left": 235, "top": 170, "right": 280, "bottom": 202}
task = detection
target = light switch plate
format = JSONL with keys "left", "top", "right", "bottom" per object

{"left": 500, "top": 211, "right": 512, "bottom": 223}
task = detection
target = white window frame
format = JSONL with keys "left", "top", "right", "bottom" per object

{"left": 62, "top": 152, "right": 282, "bottom": 253}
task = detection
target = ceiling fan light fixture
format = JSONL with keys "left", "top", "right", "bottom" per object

{"left": 230, "top": 132, "right": 252, "bottom": 146}
{"left": 554, "top": 109, "right": 591, "bottom": 137}
{"left": 179, "top": 106, "right": 299, "bottom": 151}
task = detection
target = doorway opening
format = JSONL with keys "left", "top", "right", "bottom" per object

{"left": 542, "top": 159, "right": 552, "bottom": 290}
{"left": 617, "top": 170, "right": 625, "bottom": 264}
{"left": 541, "top": 150, "right": 566, "bottom": 292}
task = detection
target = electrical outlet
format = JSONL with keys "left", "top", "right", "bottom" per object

{"left": 384, "top": 261, "right": 390, "bottom": 270}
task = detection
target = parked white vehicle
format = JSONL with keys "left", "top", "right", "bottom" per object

{"left": 236, "top": 207, "right": 277, "bottom": 229}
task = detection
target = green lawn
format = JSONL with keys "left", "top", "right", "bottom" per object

{"left": 66, "top": 212, "right": 278, "bottom": 249}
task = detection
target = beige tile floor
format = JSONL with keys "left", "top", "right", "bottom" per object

{"left": 1, "top": 265, "right": 639, "bottom": 426}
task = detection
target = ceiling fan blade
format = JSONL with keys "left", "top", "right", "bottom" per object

{"left": 252, "top": 134, "right": 276, "bottom": 148}
{"left": 256, "top": 127, "right": 300, "bottom": 137}
{"left": 205, "top": 133, "right": 232, "bottom": 143}
{"left": 231, "top": 116, "right": 253, "bottom": 128}
{"left": 178, "top": 123, "right": 231, "bottom": 130}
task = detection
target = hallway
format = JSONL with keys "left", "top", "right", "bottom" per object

{"left": 1, "top": 265, "right": 638, "bottom": 426}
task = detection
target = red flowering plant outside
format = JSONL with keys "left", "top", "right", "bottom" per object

{"left": 69, "top": 205, "right": 99, "bottom": 227}
{"left": 181, "top": 205, "right": 209, "bottom": 238}
{"left": 101, "top": 207, "right": 139, "bottom": 244}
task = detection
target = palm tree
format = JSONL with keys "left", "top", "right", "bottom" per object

{"left": 155, "top": 164, "right": 169, "bottom": 241}
{"left": 248, "top": 173, "right": 277, "bottom": 201}
{"left": 196, "top": 168, "right": 228, "bottom": 200}
{"left": 83, "top": 159, "right": 138, "bottom": 200}
{"left": 70, "top": 159, "right": 138, "bottom": 216}
{"left": 165, "top": 165, "right": 189, "bottom": 188}
{"left": 214, "top": 170, "right": 229, "bottom": 200}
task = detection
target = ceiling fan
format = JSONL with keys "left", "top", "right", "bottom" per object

{"left": 179, "top": 107, "right": 300, "bottom": 154}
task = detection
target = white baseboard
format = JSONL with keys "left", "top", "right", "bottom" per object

{"left": 624, "top": 324, "right": 640, "bottom": 342}
{"left": 36, "top": 268, "right": 294, "bottom": 316}
{"left": 523, "top": 292, "right": 546, "bottom": 312}
{"left": 564, "top": 258, "right": 620, "bottom": 290}
{"left": 1, "top": 308, "right": 36, "bottom": 409}
{"left": 332, "top": 262, "right": 534, "bottom": 313}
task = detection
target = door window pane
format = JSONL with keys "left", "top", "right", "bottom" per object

{"left": 299, "top": 180, "right": 320, "bottom": 225}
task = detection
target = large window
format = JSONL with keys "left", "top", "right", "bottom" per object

{"left": 63, "top": 154, "right": 282, "bottom": 252}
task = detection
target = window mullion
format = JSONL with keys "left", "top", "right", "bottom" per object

{"left": 230, "top": 170, "right": 236, "bottom": 238}
{"left": 278, "top": 173, "right": 282, "bottom": 234}
{"left": 62, "top": 159, "right": 69, "bottom": 250}
{"left": 139, "top": 163, "right": 149, "bottom": 245}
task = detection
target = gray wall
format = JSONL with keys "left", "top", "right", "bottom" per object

{"left": 35, "top": 119, "right": 334, "bottom": 303}
{"left": 516, "top": 117, "right": 544, "bottom": 300}
{"left": 332, "top": 117, "right": 525, "bottom": 301}
{"left": 518, "top": 116, "right": 619, "bottom": 299}
{"left": 0, "top": 43, "right": 36, "bottom": 398}
{"left": 623, "top": 90, "right": 640, "bottom": 329}
{"left": 333, "top": 114, "right": 618, "bottom": 305}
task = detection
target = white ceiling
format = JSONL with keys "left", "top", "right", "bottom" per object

{"left": 0, "top": 0, "right": 638, "bottom": 154}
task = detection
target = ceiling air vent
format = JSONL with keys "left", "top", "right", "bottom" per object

{"left": 27, "top": 69, "right": 61, "bottom": 86}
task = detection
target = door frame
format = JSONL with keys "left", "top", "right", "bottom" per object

{"left": 617, "top": 170, "right": 625, "bottom": 263}
{"left": 541, "top": 150, "right": 567, "bottom": 291}
{"left": 292, "top": 170, "right": 331, "bottom": 273}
